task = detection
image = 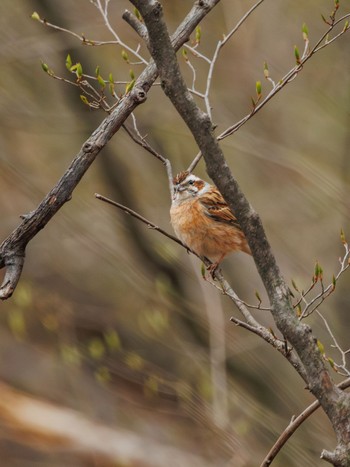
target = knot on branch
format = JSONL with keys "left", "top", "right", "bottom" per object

{"left": 83, "top": 141, "right": 94, "bottom": 152}
{"left": 197, "top": 0, "right": 210, "bottom": 10}
{"left": 130, "top": 86, "right": 147, "bottom": 103}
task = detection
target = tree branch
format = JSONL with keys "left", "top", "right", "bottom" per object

{"left": 0, "top": 0, "right": 221, "bottom": 300}
{"left": 129, "top": 1, "right": 350, "bottom": 463}
{"left": 96, "top": 191, "right": 308, "bottom": 383}
{"left": 261, "top": 377, "right": 350, "bottom": 467}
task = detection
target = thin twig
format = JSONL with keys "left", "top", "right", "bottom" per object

{"left": 260, "top": 377, "right": 350, "bottom": 467}
{"left": 218, "top": 12, "right": 350, "bottom": 141}
{"left": 317, "top": 310, "right": 350, "bottom": 377}
{"left": 95, "top": 194, "right": 183, "bottom": 246}
{"left": 121, "top": 122, "right": 174, "bottom": 197}
{"left": 185, "top": 0, "right": 266, "bottom": 130}
{"left": 96, "top": 189, "right": 308, "bottom": 382}
{"left": 93, "top": 0, "right": 148, "bottom": 64}
{"left": 298, "top": 242, "right": 350, "bottom": 319}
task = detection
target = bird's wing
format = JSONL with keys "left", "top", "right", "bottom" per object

{"left": 199, "top": 188, "right": 242, "bottom": 230}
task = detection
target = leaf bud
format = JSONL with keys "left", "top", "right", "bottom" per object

{"left": 31, "top": 11, "right": 41, "bottom": 21}
{"left": 294, "top": 45, "right": 301, "bottom": 65}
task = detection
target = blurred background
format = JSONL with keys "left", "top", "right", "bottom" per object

{"left": 0, "top": 0, "right": 349, "bottom": 466}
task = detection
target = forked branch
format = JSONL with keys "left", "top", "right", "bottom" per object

{"left": 0, "top": 0, "right": 221, "bottom": 299}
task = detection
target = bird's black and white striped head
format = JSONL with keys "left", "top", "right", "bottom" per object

{"left": 172, "top": 171, "right": 210, "bottom": 204}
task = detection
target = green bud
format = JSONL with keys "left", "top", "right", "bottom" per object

{"left": 302, "top": 23, "right": 309, "bottom": 41}
{"left": 134, "top": 7, "right": 142, "bottom": 21}
{"left": 129, "top": 69, "right": 135, "bottom": 80}
{"left": 95, "top": 65, "right": 100, "bottom": 77}
{"left": 263, "top": 61, "right": 269, "bottom": 79}
{"left": 76, "top": 62, "right": 83, "bottom": 79}
{"left": 314, "top": 261, "right": 323, "bottom": 282}
{"left": 125, "top": 79, "right": 135, "bottom": 94}
{"left": 41, "top": 61, "right": 49, "bottom": 73}
{"left": 121, "top": 50, "right": 129, "bottom": 63}
{"left": 195, "top": 25, "right": 201, "bottom": 44}
{"left": 256, "top": 80, "right": 262, "bottom": 96}
{"left": 31, "top": 11, "right": 41, "bottom": 21}
{"left": 65, "top": 54, "right": 72, "bottom": 71}
{"left": 109, "top": 72, "right": 114, "bottom": 83}
{"left": 201, "top": 262, "right": 206, "bottom": 278}
{"left": 317, "top": 339, "right": 325, "bottom": 355}
{"left": 97, "top": 74, "right": 106, "bottom": 88}
{"left": 182, "top": 48, "right": 188, "bottom": 62}
{"left": 340, "top": 228, "right": 346, "bottom": 244}
{"left": 294, "top": 45, "right": 301, "bottom": 65}
{"left": 296, "top": 304, "right": 302, "bottom": 317}
{"left": 291, "top": 279, "right": 299, "bottom": 292}
{"left": 332, "top": 274, "right": 336, "bottom": 289}
{"left": 80, "top": 95, "right": 89, "bottom": 105}
{"left": 327, "top": 357, "right": 336, "bottom": 370}
{"left": 343, "top": 20, "right": 349, "bottom": 32}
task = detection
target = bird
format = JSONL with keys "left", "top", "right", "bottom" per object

{"left": 170, "top": 171, "right": 251, "bottom": 270}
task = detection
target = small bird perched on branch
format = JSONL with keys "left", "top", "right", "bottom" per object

{"left": 170, "top": 171, "right": 251, "bottom": 270}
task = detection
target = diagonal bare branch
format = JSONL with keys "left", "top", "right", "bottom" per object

{"left": 0, "top": 0, "right": 222, "bottom": 300}
{"left": 128, "top": 1, "right": 350, "bottom": 462}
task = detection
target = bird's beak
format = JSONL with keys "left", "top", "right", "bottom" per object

{"left": 172, "top": 186, "right": 178, "bottom": 200}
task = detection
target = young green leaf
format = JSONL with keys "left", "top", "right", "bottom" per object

{"left": 327, "top": 357, "right": 337, "bottom": 371}
{"left": 125, "top": 79, "right": 135, "bottom": 94}
{"left": 182, "top": 48, "right": 188, "bottom": 62}
{"left": 66, "top": 54, "right": 72, "bottom": 71}
{"left": 76, "top": 62, "right": 83, "bottom": 79}
{"left": 129, "top": 69, "right": 135, "bottom": 80}
{"left": 263, "top": 61, "right": 269, "bottom": 79}
{"left": 80, "top": 95, "right": 89, "bottom": 105}
{"left": 317, "top": 339, "right": 325, "bottom": 355}
{"left": 97, "top": 74, "right": 106, "bottom": 88}
{"left": 134, "top": 7, "right": 142, "bottom": 21}
{"left": 294, "top": 45, "right": 301, "bottom": 65}
{"left": 195, "top": 25, "right": 201, "bottom": 44}
{"left": 296, "top": 304, "right": 302, "bottom": 317}
{"left": 95, "top": 65, "right": 100, "bottom": 77}
{"left": 314, "top": 261, "right": 323, "bottom": 282}
{"left": 340, "top": 228, "right": 346, "bottom": 244}
{"left": 109, "top": 73, "right": 114, "bottom": 83}
{"left": 302, "top": 23, "right": 309, "bottom": 41}
{"left": 256, "top": 80, "right": 262, "bottom": 96}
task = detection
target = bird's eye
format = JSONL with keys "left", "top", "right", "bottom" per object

{"left": 188, "top": 180, "right": 194, "bottom": 185}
